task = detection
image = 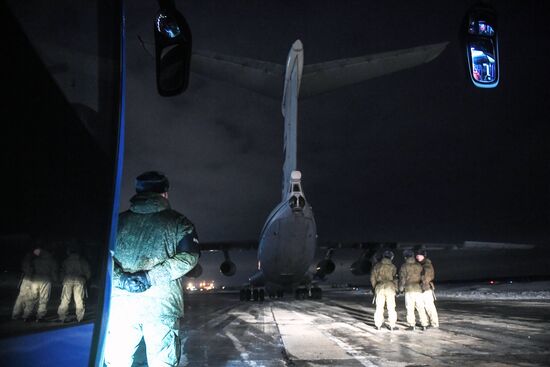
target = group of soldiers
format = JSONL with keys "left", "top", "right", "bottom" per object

{"left": 11, "top": 245, "right": 91, "bottom": 323}
{"left": 370, "top": 246, "right": 439, "bottom": 331}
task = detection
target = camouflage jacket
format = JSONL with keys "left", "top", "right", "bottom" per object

{"left": 398, "top": 257, "right": 423, "bottom": 293}
{"left": 370, "top": 258, "right": 397, "bottom": 292}
{"left": 420, "top": 258, "right": 435, "bottom": 292}
{"left": 112, "top": 192, "right": 199, "bottom": 319}
{"left": 22, "top": 250, "right": 58, "bottom": 282}
{"left": 61, "top": 253, "right": 91, "bottom": 281}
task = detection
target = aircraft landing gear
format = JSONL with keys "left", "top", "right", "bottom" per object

{"left": 240, "top": 288, "right": 265, "bottom": 302}
{"left": 294, "top": 287, "right": 322, "bottom": 300}
{"left": 311, "top": 287, "right": 322, "bottom": 299}
{"left": 295, "top": 289, "right": 307, "bottom": 300}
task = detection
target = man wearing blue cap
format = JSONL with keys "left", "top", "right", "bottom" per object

{"left": 104, "top": 171, "right": 200, "bottom": 367}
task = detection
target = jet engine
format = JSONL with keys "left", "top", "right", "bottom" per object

{"left": 315, "top": 259, "right": 335, "bottom": 278}
{"left": 350, "top": 260, "right": 371, "bottom": 276}
{"left": 186, "top": 264, "right": 202, "bottom": 278}
{"left": 220, "top": 249, "right": 236, "bottom": 276}
{"left": 220, "top": 260, "right": 236, "bottom": 276}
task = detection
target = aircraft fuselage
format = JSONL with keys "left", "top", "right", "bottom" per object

{"left": 257, "top": 176, "right": 317, "bottom": 292}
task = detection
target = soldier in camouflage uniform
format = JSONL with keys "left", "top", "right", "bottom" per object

{"left": 415, "top": 245, "right": 439, "bottom": 328}
{"left": 370, "top": 250, "right": 398, "bottom": 330}
{"left": 12, "top": 247, "right": 58, "bottom": 322}
{"left": 57, "top": 246, "right": 91, "bottom": 322}
{"left": 104, "top": 171, "right": 200, "bottom": 367}
{"left": 398, "top": 249, "right": 428, "bottom": 331}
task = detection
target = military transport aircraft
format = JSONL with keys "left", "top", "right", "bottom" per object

{"left": 192, "top": 39, "right": 449, "bottom": 301}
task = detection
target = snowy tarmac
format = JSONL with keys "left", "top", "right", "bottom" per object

{"left": 133, "top": 286, "right": 550, "bottom": 367}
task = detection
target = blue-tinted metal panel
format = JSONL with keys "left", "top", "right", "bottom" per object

{"left": 0, "top": 323, "right": 94, "bottom": 367}
{"left": 90, "top": 2, "right": 126, "bottom": 366}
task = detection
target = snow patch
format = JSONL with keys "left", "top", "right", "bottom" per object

{"left": 435, "top": 280, "right": 550, "bottom": 300}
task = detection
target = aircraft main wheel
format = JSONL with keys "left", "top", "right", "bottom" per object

{"left": 259, "top": 289, "right": 265, "bottom": 302}
{"left": 245, "top": 289, "right": 252, "bottom": 301}
{"left": 295, "top": 289, "right": 306, "bottom": 300}
{"left": 253, "top": 289, "right": 259, "bottom": 301}
{"left": 312, "top": 287, "right": 322, "bottom": 299}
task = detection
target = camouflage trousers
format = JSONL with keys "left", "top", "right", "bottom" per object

{"left": 104, "top": 304, "right": 181, "bottom": 367}
{"left": 12, "top": 278, "right": 51, "bottom": 320}
{"left": 374, "top": 288, "right": 397, "bottom": 328}
{"left": 57, "top": 277, "right": 86, "bottom": 322}
{"left": 405, "top": 291, "right": 428, "bottom": 327}
{"left": 421, "top": 289, "right": 439, "bottom": 327}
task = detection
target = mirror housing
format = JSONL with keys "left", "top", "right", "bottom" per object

{"left": 465, "top": 4, "right": 499, "bottom": 88}
{"left": 154, "top": 0, "right": 192, "bottom": 96}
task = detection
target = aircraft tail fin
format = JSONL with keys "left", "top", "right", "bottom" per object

{"left": 281, "top": 40, "right": 304, "bottom": 199}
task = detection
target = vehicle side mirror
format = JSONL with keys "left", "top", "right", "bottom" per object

{"left": 465, "top": 5, "right": 499, "bottom": 88}
{"left": 154, "top": 1, "right": 192, "bottom": 96}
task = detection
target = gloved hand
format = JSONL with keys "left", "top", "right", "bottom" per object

{"left": 118, "top": 270, "right": 152, "bottom": 293}
{"left": 117, "top": 270, "right": 151, "bottom": 293}
{"left": 113, "top": 262, "right": 152, "bottom": 293}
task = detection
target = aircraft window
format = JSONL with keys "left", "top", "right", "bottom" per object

{"left": 1, "top": 0, "right": 120, "bottom": 340}
{"left": 469, "top": 40, "right": 497, "bottom": 83}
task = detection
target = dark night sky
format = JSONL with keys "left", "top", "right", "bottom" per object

{"left": 122, "top": 0, "right": 550, "bottom": 248}
{"left": 5, "top": 0, "right": 549, "bottom": 286}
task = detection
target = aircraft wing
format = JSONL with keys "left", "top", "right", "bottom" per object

{"left": 192, "top": 50, "right": 284, "bottom": 98}
{"left": 317, "top": 240, "right": 537, "bottom": 251}
{"left": 300, "top": 42, "right": 449, "bottom": 98}
{"left": 318, "top": 241, "right": 384, "bottom": 250}
{"left": 191, "top": 42, "right": 448, "bottom": 99}
{"left": 200, "top": 240, "right": 258, "bottom": 252}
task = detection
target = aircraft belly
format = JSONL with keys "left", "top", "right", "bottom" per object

{"left": 259, "top": 212, "right": 316, "bottom": 286}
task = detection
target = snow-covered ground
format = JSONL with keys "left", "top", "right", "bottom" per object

{"left": 168, "top": 289, "right": 550, "bottom": 366}
{"left": 434, "top": 280, "right": 550, "bottom": 300}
